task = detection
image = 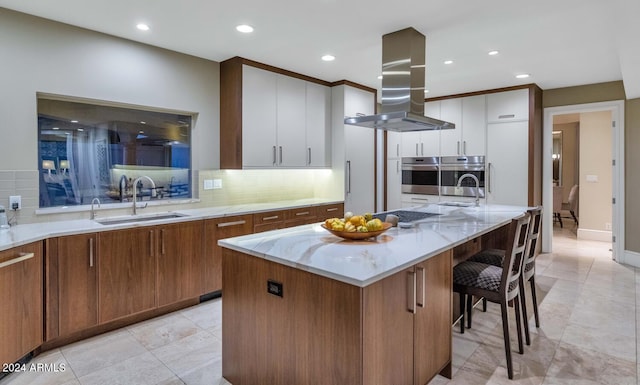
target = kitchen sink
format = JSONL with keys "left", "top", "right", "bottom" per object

{"left": 95, "top": 212, "right": 189, "bottom": 225}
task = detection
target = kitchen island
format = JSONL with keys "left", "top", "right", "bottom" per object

{"left": 218, "top": 204, "right": 529, "bottom": 385}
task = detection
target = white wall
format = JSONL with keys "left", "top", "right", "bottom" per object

{"left": 0, "top": 9, "right": 219, "bottom": 222}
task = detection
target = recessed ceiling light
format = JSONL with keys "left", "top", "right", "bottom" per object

{"left": 444, "top": 60, "right": 453, "bottom": 65}
{"left": 70, "top": 120, "right": 78, "bottom": 123}
{"left": 52, "top": 127, "right": 59, "bottom": 130}
{"left": 140, "top": 121, "right": 146, "bottom": 124}
{"left": 488, "top": 50, "right": 499, "bottom": 56}
{"left": 516, "top": 73, "right": 530, "bottom": 79}
{"left": 321, "top": 54, "right": 335, "bottom": 62}
{"left": 77, "top": 128, "right": 84, "bottom": 132}
{"left": 136, "top": 23, "right": 150, "bottom": 31}
{"left": 236, "top": 24, "right": 254, "bottom": 33}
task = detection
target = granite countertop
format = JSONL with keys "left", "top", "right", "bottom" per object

{"left": 218, "top": 204, "right": 530, "bottom": 287}
{"left": 0, "top": 198, "right": 342, "bottom": 252}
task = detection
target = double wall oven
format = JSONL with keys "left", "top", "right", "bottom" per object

{"left": 401, "top": 156, "right": 485, "bottom": 198}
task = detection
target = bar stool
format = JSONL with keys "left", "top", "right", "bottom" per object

{"left": 453, "top": 213, "right": 530, "bottom": 380}
{"left": 467, "top": 207, "right": 542, "bottom": 345}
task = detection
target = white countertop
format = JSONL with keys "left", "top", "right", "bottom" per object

{"left": 218, "top": 204, "right": 530, "bottom": 287}
{"left": 0, "top": 198, "right": 342, "bottom": 252}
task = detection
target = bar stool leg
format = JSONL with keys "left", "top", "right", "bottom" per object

{"left": 459, "top": 293, "right": 466, "bottom": 334}
{"left": 514, "top": 296, "right": 524, "bottom": 354}
{"left": 519, "top": 278, "right": 531, "bottom": 345}
{"left": 466, "top": 294, "right": 473, "bottom": 329}
{"left": 530, "top": 276, "right": 540, "bottom": 327}
{"left": 500, "top": 301, "right": 513, "bottom": 379}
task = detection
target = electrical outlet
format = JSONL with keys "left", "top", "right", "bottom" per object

{"left": 203, "top": 179, "right": 214, "bottom": 190}
{"left": 213, "top": 179, "right": 222, "bottom": 189}
{"left": 9, "top": 195, "right": 21, "bottom": 210}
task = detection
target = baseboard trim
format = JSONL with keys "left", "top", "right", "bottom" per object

{"left": 621, "top": 249, "right": 640, "bottom": 268}
{"left": 577, "top": 228, "right": 612, "bottom": 242}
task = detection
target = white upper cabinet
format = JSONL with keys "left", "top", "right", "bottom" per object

{"left": 242, "top": 65, "right": 278, "bottom": 167}
{"left": 276, "top": 74, "right": 307, "bottom": 167}
{"left": 401, "top": 100, "right": 441, "bottom": 157}
{"left": 240, "top": 65, "right": 331, "bottom": 168}
{"left": 386, "top": 131, "right": 402, "bottom": 159}
{"left": 438, "top": 98, "right": 463, "bottom": 156}
{"left": 305, "top": 82, "right": 331, "bottom": 167}
{"left": 486, "top": 121, "right": 529, "bottom": 206}
{"left": 486, "top": 89, "right": 529, "bottom": 123}
{"left": 460, "top": 95, "right": 487, "bottom": 156}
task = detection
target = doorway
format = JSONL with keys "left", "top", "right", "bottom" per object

{"left": 542, "top": 101, "right": 624, "bottom": 261}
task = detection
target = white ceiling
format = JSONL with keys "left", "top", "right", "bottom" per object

{"left": 2, "top": 0, "right": 639, "bottom": 99}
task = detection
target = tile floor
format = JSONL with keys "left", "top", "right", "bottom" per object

{"left": 1, "top": 226, "right": 633, "bottom": 385}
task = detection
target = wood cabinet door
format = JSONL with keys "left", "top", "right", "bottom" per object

{"left": 98, "top": 228, "right": 156, "bottom": 323}
{"left": 0, "top": 242, "right": 43, "bottom": 365}
{"left": 362, "top": 267, "right": 415, "bottom": 385}
{"left": 414, "top": 250, "right": 452, "bottom": 384}
{"left": 57, "top": 233, "right": 98, "bottom": 337}
{"left": 203, "top": 215, "right": 253, "bottom": 294}
{"left": 315, "top": 203, "right": 344, "bottom": 219}
{"left": 157, "top": 221, "right": 204, "bottom": 307}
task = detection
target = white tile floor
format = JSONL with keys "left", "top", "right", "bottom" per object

{"left": 1, "top": 225, "right": 633, "bottom": 385}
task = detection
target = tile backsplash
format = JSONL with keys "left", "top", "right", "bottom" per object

{"left": 0, "top": 168, "right": 340, "bottom": 225}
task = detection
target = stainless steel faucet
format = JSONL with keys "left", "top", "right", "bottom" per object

{"left": 90, "top": 197, "right": 101, "bottom": 219}
{"left": 132, "top": 176, "right": 156, "bottom": 215}
{"left": 457, "top": 173, "right": 480, "bottom": 207}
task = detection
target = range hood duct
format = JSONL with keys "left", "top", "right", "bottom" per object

{"left": 344, "top": 27, "right": 454, "bottom": 132}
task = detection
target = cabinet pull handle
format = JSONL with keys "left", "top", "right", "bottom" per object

{"left": 396, "top": 160, "right": 400, "bottom": 173}
{"left": 295, "top": 211, "right": 310, "bottom": 216}
{"left": 326, "top": 207, "right": 338, "bottom": 212}
{"left": 161, "top": 229, "right": 166, "bottom": 255}
{"left": 307, "top": 147, "right": 311, "bottom": 165}
{"left": 150, "top": 230, "right": 154, "bottom": 257}
{"left": 89, "top": 238, "right": 94, "bottom": 267}
{"left": 217, "top": 220, "right": 246, "bottom": 228}
{"left": 498, "top": 114, "right": 515, "bottom": 119}
{"left": 488, "top": 162, "right": 492, "bottom": 193}
{"left": 396, "top": 143, "right": 400, "bottom": 157}
{"left": 273, "top": 146, "right": 277, "bottom": 165}
{"left": 463, "top": 141, "right": 467, "bottom": 155}
{"left": 421, "top": 142, "right": 424, "bottom": 156}
{"left": 346, "top": 160, "right": 351, "bottom": 194}
{"left": 262, "top": 215, "right": 279, "bottom": 221}
{"left": 416, "top": 266, "right": 425, "bottom": 307}
{"left": 279, "top": 146, "right": 283, "bottom": 165}
{"left": 0, "top": 252, "right": 35, "bottom": 269}
{"left": 457, "top": 141, "right": 460, "bottom": 155}
{"left": 407, "top": 271, "right": 416, "bottom": 314}
{"left": 415, "top": 143, "right": 419, "bottom": 156}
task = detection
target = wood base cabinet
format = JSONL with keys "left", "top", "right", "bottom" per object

{"left": 222, "top": 248, "right": 452, "bottom": 385}
{"left": 0, "top": 242, "right": 43, "bottom": 365}
{"left": 47, "top": 234, "right": 98, "bottom": 339}
{"left": 203, "top": 215, "right": 254, "bottom": 293}
{"left": 98, "top": 227, "right": 157, "bottom": 323}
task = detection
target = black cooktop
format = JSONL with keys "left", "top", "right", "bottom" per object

{"left": 373, "top": 210, "right": 440, "bottom": 223}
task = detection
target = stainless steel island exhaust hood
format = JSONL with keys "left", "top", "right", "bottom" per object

{"left": 344, "top": 27, "right": 454, "bottom": 132}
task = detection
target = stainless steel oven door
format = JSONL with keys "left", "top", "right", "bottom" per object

{"left": 401, "top": 157, "right": 439, "bottom": 195}
{"left": 439, "top": 156, "right": 485, "bottom": 198}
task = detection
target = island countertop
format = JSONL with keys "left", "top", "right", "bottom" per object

{"left": 218, "top": 204, "right": 529, "bottom": 287}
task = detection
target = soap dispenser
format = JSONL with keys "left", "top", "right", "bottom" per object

{"left": 0, "top": 205, "right": 9, "bottom": 230}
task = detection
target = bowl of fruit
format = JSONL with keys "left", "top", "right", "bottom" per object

{"left": 321, "top": 212, "right": 392, "bottom": 240}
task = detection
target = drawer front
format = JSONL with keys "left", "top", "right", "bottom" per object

{"left": 315, "top": 203, "right": 344, "bottom": 219}
{"left": 286, "top": 207, "right": 316, "bottom": 222}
